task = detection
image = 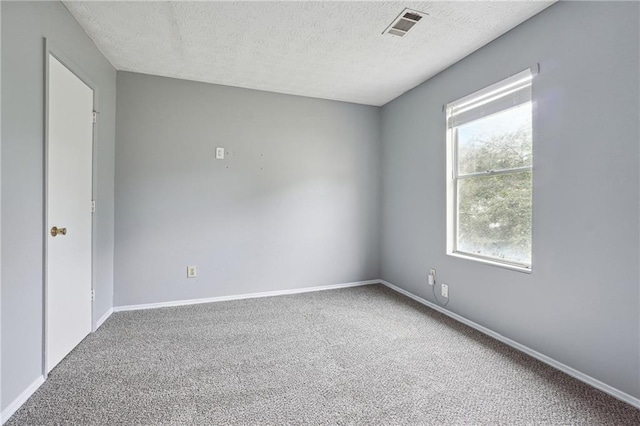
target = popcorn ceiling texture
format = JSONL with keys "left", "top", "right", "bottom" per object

{"left": 62, "top": 1, "right": 554, "bottom": 106}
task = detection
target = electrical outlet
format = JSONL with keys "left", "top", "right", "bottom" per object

{"left": 187, "top": 266, "right": 197, "bottom": 278}
{"left": 216, "top": 147, "right": 225, "bottom": 159}
{"left": 441, "top": 283, "right": 449, "bottom": 298}
{"left": 428, "top": 268, "right": 436, "bottom": 285}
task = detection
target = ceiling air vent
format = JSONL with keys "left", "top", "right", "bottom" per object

{"left": 383, "top": 8, "right": 427, "bottom": 38}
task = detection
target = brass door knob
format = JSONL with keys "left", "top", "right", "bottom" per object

{"left": 50, "top": 226, "right": 67, "bottom": 237}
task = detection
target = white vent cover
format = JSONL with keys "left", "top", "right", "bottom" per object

{"left": 383, "top": 8, "right": 427, "bottom": 38}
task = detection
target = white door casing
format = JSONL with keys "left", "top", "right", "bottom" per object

{"left": 46, "top": 53, "right": 93, "bottom": 372}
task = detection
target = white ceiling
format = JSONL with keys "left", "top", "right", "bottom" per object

{"left": 63, "top": 1, "right": 555, "bottom": 106}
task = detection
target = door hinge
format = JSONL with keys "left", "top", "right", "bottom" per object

{"left": 91, "top": 289, "right": 95, "bottom": 301}
{"left": 91, "top": 200, "right": 96, "bottom": 213}
{"left": 92, "top": 111, "right": 98, "bottom": 123}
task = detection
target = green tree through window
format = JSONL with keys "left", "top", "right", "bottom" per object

{"left": 447, "top": 69, "right": 533, "bottom": 269}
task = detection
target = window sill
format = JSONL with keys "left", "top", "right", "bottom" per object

{"left": 448, "top": 251, "right": 532, "bottom": 274}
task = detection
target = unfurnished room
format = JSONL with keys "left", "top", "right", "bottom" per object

{"left": 1, "top": 0, "right": 640, "bottom": 424}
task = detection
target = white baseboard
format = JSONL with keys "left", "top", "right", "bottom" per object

{"left": 379, "top": 280, "right": 640, "bottom": 410}
{"left": 113, "top": 280, "right": 379, "bottom": 312}
{"left": 1, "top": 375, "right": 45, "bottom": 424}
{"left": 94, "top": 307, "right": 113, "bottom": 331}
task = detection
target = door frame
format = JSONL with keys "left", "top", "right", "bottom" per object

{"left": 43, "top": 39, "right": 99, "bottom": 375}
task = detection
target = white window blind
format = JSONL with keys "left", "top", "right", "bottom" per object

{"left": 447, "top": 69, "right": 532, "bottom": 129}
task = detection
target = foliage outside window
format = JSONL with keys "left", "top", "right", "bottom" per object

{"left": 446, "top": 69, "right": 533, "bottom": 270}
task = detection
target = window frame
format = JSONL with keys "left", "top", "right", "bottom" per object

{"left": 445, "top": 68, "right": 535, "bottom": 273}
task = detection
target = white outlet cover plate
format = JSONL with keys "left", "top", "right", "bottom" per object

{"left": 441, "top": 284, "right": 448, "bottom": 298}
{"left": 216, "top": 147, "right": 225, "bottom": 159}
{"left": 187, "top": 266, "right": 197, "bottom": 278}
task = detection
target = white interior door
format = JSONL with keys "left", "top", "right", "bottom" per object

{"left": 46, "top": 54, "right": 93, "bottom": 372}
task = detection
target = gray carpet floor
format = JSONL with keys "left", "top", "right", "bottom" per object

{"left": 7, "top": 284, "right": 640, "bottom": 425}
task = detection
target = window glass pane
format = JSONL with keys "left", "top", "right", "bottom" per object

{"left": 457, "top": 102, "right": 532, "bottom": 176}
{"left": 457, "top": 171, "right": 532, "bottom": 265}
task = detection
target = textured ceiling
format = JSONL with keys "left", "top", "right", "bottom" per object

{"left": 63, "top": 1, "right": 555, "bottom": 106}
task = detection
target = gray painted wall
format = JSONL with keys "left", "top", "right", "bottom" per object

{"left": 1, "top": 1, "right": 116, "bottom": 411}
{"left": 380, "top": 1, "right": 640, "bottom": 399}
{"left": 114, "top": 72, "right": 381, "bottom": 306}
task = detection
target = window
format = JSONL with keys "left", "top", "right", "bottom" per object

{"left": 446, "top": 69, "right": 534, "bottom": 271}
